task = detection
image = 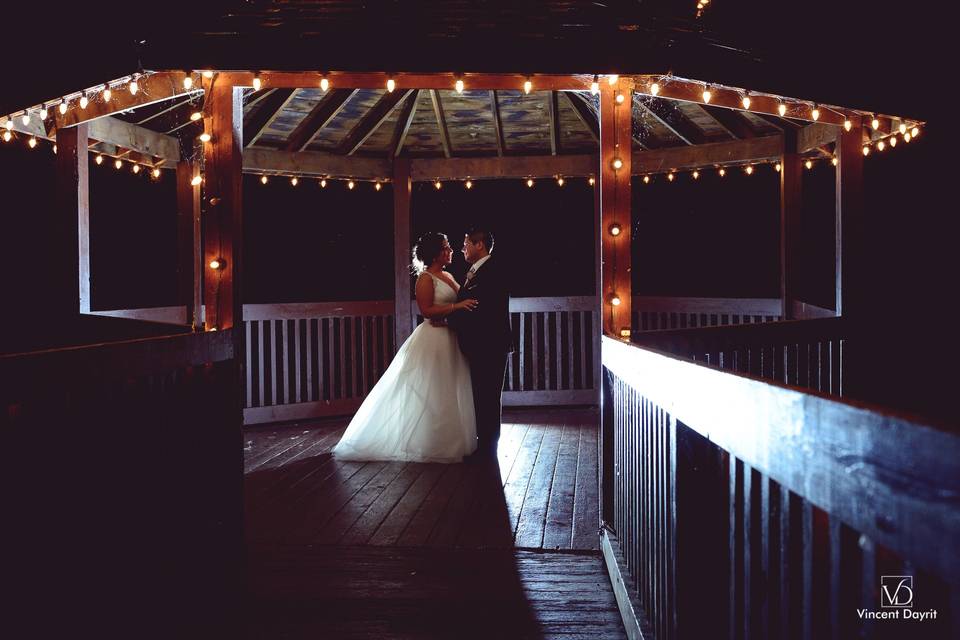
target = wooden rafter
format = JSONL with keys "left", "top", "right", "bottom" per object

{"left": 53, "top": 72, "right": 199, "bottom": 129}
{"left": 490, "top": 90, "right": 506, "bottom": 157}
{"left": 283, "top": 88, "right": 356, "bottom": 152}
{"left": 755, "top": 113, "right": 803, "bottom": 132}
{"left": 632, "top": 135, "right": 783, "bottom": 174}
{"left": 136, "top": 96, "right": 197, "bottom": 126}
{"left": 797, "top": 123, "right": 839, "bottom": 154}
{"left": 548, "top": 91, "right": 561, "bottom": 156}
{"left": 635, "top": 96, "right": 707, "bottom": 145}
{"left": 338, "top": 89, "right": 412, "bottom": 156}
{"left": 88, "top": 117, "right": 181, "bottom": 163}
{"left": 698, "top": 104, "right": 757, "bottom": 139}
{"left": 564, "top": 92, "right": 599, "bottom": 143}
{"left": 389, "top": 90, "right": 420, "bottom": 158}
{"left": 430, "top": 90, "right": 452, "bottom": 158}
{"left": 244, "top": 88, "right": 297, "bottom": 147}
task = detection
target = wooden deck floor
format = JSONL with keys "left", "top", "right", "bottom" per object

{"left": 243, "top": 408, "right": 623, "bottom": 639}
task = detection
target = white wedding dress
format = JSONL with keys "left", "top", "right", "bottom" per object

{"left": 332, "top": 272, "right": 477, "bottom": 463}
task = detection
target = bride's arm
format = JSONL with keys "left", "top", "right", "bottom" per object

{"left": 415, "top": 274, "right": 474, "bottom": 319}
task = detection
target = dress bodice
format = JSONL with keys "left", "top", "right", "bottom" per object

{"left": 426, "top": 272, "right": 457, "bottom": 304}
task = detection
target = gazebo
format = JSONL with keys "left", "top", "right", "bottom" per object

{"left": 2, "top": 2, "right": 955, "bottom": 638}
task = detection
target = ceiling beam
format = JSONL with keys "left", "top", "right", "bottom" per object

{"left": 244, "top": 88, "right": 297, "bottom": 147}
{"left": 283, "top": 88, "right": 357, "bottom": 152}
{"left": 244, "top": 148, "right": 390, "bottom": 179}
{"left": 490, "top": 91, "right": 505, "bottom": 157}
{"left": 698, "top": 104, "right": 757, "bottom": 139}
{"left": 219, "top": 72, "right": 595, "bottom": 92}
{"left": 430, "top": 90, "right": 452, "bottom": 158}
{"left": 389, "top": 90, "right": 420, "bottom": 158}
{"left": 411, "top": 155, "right": 594, "bottom": 181}
{"left": 338, "top": 89, "right": 412, "bottom": 156}
{"left": 632, "top": 135, "right": 783, "bottom": 174}
{"left": 564, "top": 92, "right": 599, "bottom": 144}
{"left": 755, "top": 113, "right": 803, "bottom": 132}
{"left": 797, "top": 123, "right": 839, "bottom": 154}
{"left": 635, "top": 96, "right": 707, "bottom": 145}
{"left": 548, "top": 91, "right": 561, "bottom": 156}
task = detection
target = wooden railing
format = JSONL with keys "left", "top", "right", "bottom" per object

{"left": 1, "top": 318, "right": 241, "bottom": 635}
{"left": 601, "top": 336, "right": 960, "bottom": 640}
{"left": 633, "top": 296, "right": 785, "bottom": 332}
{"left": 634, "top": 316, "right": 848, "bottom": 397}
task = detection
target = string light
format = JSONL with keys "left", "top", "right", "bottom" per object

{"left": 191, "top": 174, "right": 202, "bottom": 186}
{"left": 320, "top": 76, "right": 329, "bottom": 92}
{"left": 39, "top": 106, "right": 48, "bottom": 120}
{"left": 434, "top": 179, "right": 442, "bottom": 189}
{"left": 911, "top": 126, "right": 919, "bottom": 137}
{"left": 805, "top": 159, "right": 813, "bottom": 169}
{"left": 190, "top": 111, "right": 202, "bottom": 121}
{"left": 202, "top": 71, "right": 214, "bottom": 79}
{"left": 871, "top": 116, "right": 880, "bottom": 130}
{"left": 588, "top": 176, "right": 595, "bottom": 186}
{"left": 102, "top": 87, "right": 111, "bottom": 102}
{"left": 775, "top": 162, "right": 782, "bottom": 172}
{"left": 832, "top": 156, "right": 839, "bottom": 165}
{"left": 129, "top": 78, "right": 139, "bottom": 95}
{"left": 524, "top": 78, "right": 532, "bottom": 94}
{"left": 320, "top": 178, "right": 328, "bottom": 188}
{"left": 692, "top": 170, "right": 699, "bottom": 179}
{"left": 863, "top": 146, "right": 870, "bottom": 156}
{"left": 702, "top": 86, "right": 712, "bottom": 103}
{"left": 557, "top": 176, "right": 564, "bottom": 186}
{"left": 260, "top": 175, "right": 268, "bottom": 185}
{"left": 290, "top": 176, "right": 298, "bottom": 186}
{"left": 741, "top": 94, "right": 751, "bottom": 109}
{"left": 778, "top": 102, "right": 787, "bottom": 117}
{"left": 591, "top": 76, "right": 599, "bottom": 95}
{"left": 612, "top": 157, "right": 623, "bottom": 170}
{"left": 899, "top": 123, "right": 907, "bottom": 135}
{"left": 152, "top": 168, "right": 161, "bottom": 178}
{"left": 209, "top": 258, "right": 224, "bottom": 270}
{"left": 889, "top": 136, "right": 897, "bottom": 148}
{"left": 643, "top": 175, "right": 650, "bottom": 184}
{"left": 607, "top": 74, "right": 619, "bottom": 85}
{"left": 608, "top": 223, "right": 622, "bottom": 236}
{"left": 844, "top": 119, "right": 852, "bottom": 131}
{"left": 28, "top": 137, "right": 37, "bottom": 149}
{"left": 904, "top": 133, "right": 912, "bottom": 143}
{"left": 610, "top": 294, "right": 622, "bottom": 306}
{"left": 252, "top": 74, "right": 261, "bottom": 91}
{"left": 745, "top": 165, "right": 754, "bottom": 175}
{"left": 877, "top": 140, "right": 885, "bottom": 151}
{"left": 465, "top": 179, "right": 473, "bottom": 189}
{"left": 79, "top": 95, "right": 89, "bottom": 109}
{"left": 183, "top": 75, "right": 193, "bottom": 90}
{"left": 386, "top": 76, "right": 396, "bottom": 93}
{"left": 115, "top": 159, "right": 123, "bottom": 169}
{"left": 718, "top": 167, "right": 726, "bottom": 177}
{"left": 132, "top": 164, "right": 140, "bottom": 174}
{"left": 59, "top": 100, "right": 68, "bottom": 115}
{"left": 455, "top": 77, "right": 464, "bottom": 94}
{"left": 2, "top": 131, "right": 11, "bottom": 142}
{"left": 526, "top": 178, "right": 534, "bottom": 187}
{"left": 348, "top": 180, "right": 355, "bottom": 190}
{"left": 667, "top": 172, "right": 675, "bottom": 181}
{"left": 650, "top": 82, "right": 660, "bottom": 97}
{"left": 3, "top": 119, "right": 12, "bottom": 131}
{"left": 811, "top": 106, "right": 820, "bottom": 121}
{"left": 615, "top": 93, "right": 625, "bottom": 104}
{"left": 21, "top": 113, "right": 30, "bottom": 126}
{"left": 199, "top": 132, "right": 211, "bottom": 143}
{"left": 374, "top": 181, "right": 382, "bottom": 191}
{"left": 95, "top": 154, "right": 103, "bottom": 165}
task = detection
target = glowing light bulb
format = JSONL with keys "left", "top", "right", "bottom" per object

{"left": 607, "top": 74, "right": 619, "bottom": 85}
{"left": 152, "top": 168, "right": 161, "bottom": 178}
{"left": 260, "top": 175, "right": 268, "bottom": 185}
{"left": 21, "top": 113, "right": 30, "bottom": 126}
{"left": 557, "top": 176, "right": 564, "bottom": 186}
{"left": 320, "top": 178, "right": 327, "bottom": 188}
{"left": 904, "top": 133, "right": 912, "bottom": 143}
{"left": 643, "top": 175, "right": 650, "bottom": 184}
{"left": 775, "top": 162, "right": 782, "bottom": 172}
{"left": 132, "top": 164, "right": 140, "bottom": 174}
{"left": 202, "top": 71, "right": 214, "bottom": 79}
{"left": 435, "top": 180, "right": 442, "bottom": 190}
{"left": 862, "top": 146, "right": 870, "bottom": 156}
{"left": 114, "top": 159, "right": 122, "bottom": 169}
{"left": 465, "top": 180, "right": 473, "bottom": 189}
{"left": 719, "top": 167, "right": 726, "bottom": 177}
{"left": 609, "top": 223, "right": 621, "bottom": 236}
{"left": 103, "top": 87, "right": 111, "bottom": 102}
{"left": 591, "top": 76, "right": 599, "bottom": 95}
{"left": 252, "top": 75, "right": 261, "bottom": 91}
{"left": 778, "top": 103, "right": 787, "bottom": 117}
{"left": 455, "top": 78, "right": 464, "bottom": 94}
{"left": 667, "top": 172, "right": 675, "bottom": 181}
{"left": 320, "top": 77, "right": 329, "bottom": 92}
{"left": 650, "top": 82, "right": 660, "bottom": 96}
{"left": 199, "top": 132, "right": 211, "bottom": 143}
{"left": 871, "top": 117, "right": 880, "bottom": 130}
{"left": 524, "top": 79, "right": 532, "bottom": 94}
{"left": 95, "top": 154, "right": 103, "bottom": 165}
{"left": 692, "top": 170, "right": 699, "bottom": 179}
{"left": 911, "top": 126, "right": 919, "bottom": 137}
{"left": 877, "top": 140, "right": 886, "bottom": 151}
{"left": 183, "top": 76, "right": 193, "bottom": 90}
{"left": 28, "top": 137, "right": 37, "bottom": 148}
{"left": 811, "top": 107, "right": 820, "bottom": 121}
{"left": 2, "top": 131, "right": 10, "bottom": 142}
{"left": 191, "top": 111, "right": 202, "bottom": 121}
{"left": 79, "top": 95, "right": 89, "bottom": 109}
{"left": 348, "top": 180, "right": 355, "bottom": 190}
{"left": 290, "top": 177, "right": 298, "bottom": 186}
{"left": 191, "top": 174, "right": 202, "bottom": 186}
{"left": 615, "top": 93, "right": 625, "bottom": 104}
{"left": 386, "top": 77, "right": 396, "bottom": 93}
{"left": 745, "top": 165, "right": 754, "bottom": 175}
{"left": 831, "top": 157, "right": 839, "bottom": 166}
{"left": 612, "top": 157, "right": 623, "bottom": 170}
{"left": 59, "top": 100, "right": 68, "bottom": 115}
{"left": 526, "top": 178, "right": 534, "bottom": 187}
{"left": 129, "top": 79, "right": 139, "bottom": 95}
{"left": 3, "top": 119, "right": 11, "bottom": 131}
{"left": 889, "top": 136, "right": 897, "bottom": 148}
{"left": 375, "top": 182, "right": 382, "bottom": 191}
{"left": 610, "top": 295, "right": 622, "bottom": 306}
{"left": 805, "top": 159, "right": 813, "bottom": 169}
{"left": 39, "top": 107, "right": 48, "bottom": 120}
{"left": 702, "top": 88, "right": 712, "bottom": 103}
{"left": 844, "top": 119, "right": 852, "bottom": 131}
{"left": 588, "top": 176, "right": 595, "bottom": 186}
{"left": 899, "top": 123, "right": 907, "bottom": 135}
{"left": 209, "top": 259, "right": 221, "bottom": 270}
{"left": 741, "top": 95, "right": 751, "bottom": 109}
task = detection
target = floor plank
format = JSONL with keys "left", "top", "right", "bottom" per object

{"left": 515, "top": 424, "right": 564, "bottom": 548}
{"left": 542, "top": 423, "right": 581, "bottom": 550}
{"left": 571, "top": 423, "right": 600, "bottom": 550}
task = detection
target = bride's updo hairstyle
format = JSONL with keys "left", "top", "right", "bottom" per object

{"left": 411, "top": 232, "right": 449, "bottom": 275}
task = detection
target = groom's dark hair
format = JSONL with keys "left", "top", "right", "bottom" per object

{"left": 466, "top": 227, "right": 494, "bottom": 252}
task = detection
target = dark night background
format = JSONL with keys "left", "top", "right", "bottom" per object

{"left": 0, "top": 2, "right": 953, "bottom": 423}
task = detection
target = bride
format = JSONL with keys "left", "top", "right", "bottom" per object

{"left": 332, "top": 232, "right": 479, "bottom": 463}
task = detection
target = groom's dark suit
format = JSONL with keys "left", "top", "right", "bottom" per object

{"left": 447, "top": 255, "right": 513, "bottom": 454}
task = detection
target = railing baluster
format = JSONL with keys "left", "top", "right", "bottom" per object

{"left": 730, "top": 455, "right": 739, "bottom": 640}
{"left": 801, "top": 499, "right": 814, "bottom": 640}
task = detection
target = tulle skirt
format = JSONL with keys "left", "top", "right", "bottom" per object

{"left": 332, "top": 322, "right": 477, "bottom": 463}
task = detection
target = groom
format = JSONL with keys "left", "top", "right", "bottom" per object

{"left": 447, "top": 227, "right": 513, "bottom": 458}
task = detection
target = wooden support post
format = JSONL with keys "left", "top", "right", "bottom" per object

{"left": 836, "top": 124, "right": 864, "bottom": 318}
{"left": 202, "top": 81, "right": 244, "bottom": 331}
{"left": 599, "top": 81, "right": 632, "bottom": 337}
{"left": 54, "top": 123, "right": 90, "bottom": 315}
{"left": 393, "top": 158, "right": 413, "bottom": 349}
{"left": 780, "top": 131, "right": 802, "bottom": 319}
{"left": 176, "top": 158, "right": 202, "bottom": 329}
